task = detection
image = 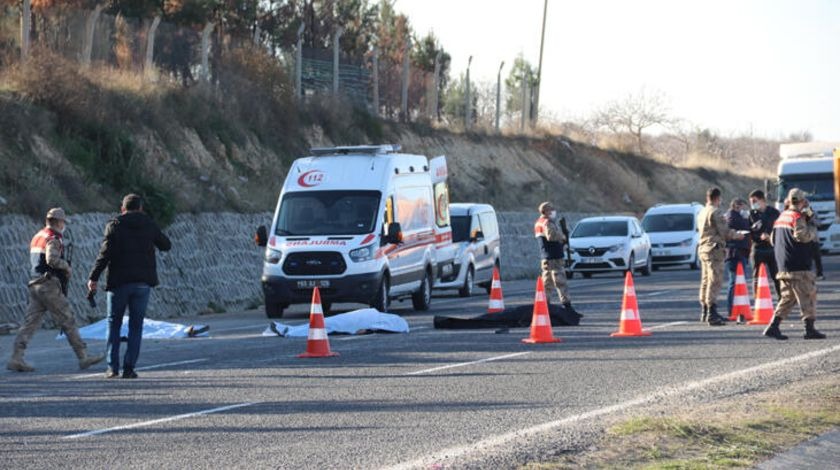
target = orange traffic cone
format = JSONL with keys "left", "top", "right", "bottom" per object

{"left": 748, "top": 263, "right": 774, "bottom": 325}
{"left": 729, "top": 261, "right": 753, "bottom": 322}
{"left": 522, "top": 277, "right": 562, "bottom": 344}
{"left": 487, "top": 266, "right": 505, "bottom": 314}
{"left": 611, "top": 271, "right": 651, "bottom": 337}
{"left": 298, "top": 287, "right": 339, "bottom": 358}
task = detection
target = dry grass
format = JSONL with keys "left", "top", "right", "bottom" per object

{"left": 523, "top": 374, "right": 840, "bottom": 469}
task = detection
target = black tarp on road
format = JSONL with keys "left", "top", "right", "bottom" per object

{"left": 433, "top": 304, "right": 583, "bottom": 329}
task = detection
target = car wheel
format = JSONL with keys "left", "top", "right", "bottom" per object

{"left": 627, "top": 253, "right": 635, "bottom": 274}
{"left": 458, "top": 266, "right": 475, "bottom": 298}
{"left": 412, "top": 269, "right": 432, "bottom": 311}
{"left": 583, "top": 272, "right": 592, "bottom": 279}
{"left": 641, "top": 253, "right": 652, "bottom": 276}
{"left": 370, "top": 275, "right": 390, "bottom": 312}
{"left": 265, "top": 301, "right": 284, "bottom": 319}
{"left": 321, "top": 301, "right": 333, "bottom": 316}
{"left": 566, "top": 270, "right": 574, "bottom": 279}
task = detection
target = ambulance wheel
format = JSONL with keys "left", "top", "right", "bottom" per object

{"left": 412, "top": 269, "right": 432, "bottom": 311}
{"left": 265, "top": 302, "right": 285, "bottom": 319}
{"left": 458, "top": 266, "right": 474, "bottom": 298}
{"left": 371, "top": 275, "right": 390, "bottom": 312}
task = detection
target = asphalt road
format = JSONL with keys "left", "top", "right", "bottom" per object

{"left": 2, "top": 259, "right": 839, "bottom": 469}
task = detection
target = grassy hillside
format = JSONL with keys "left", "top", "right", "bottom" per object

{"left": 0, "top": 51, "right": 763, "bottom": 223}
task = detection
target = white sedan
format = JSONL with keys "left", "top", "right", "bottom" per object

{"left": 568, "top": 216, "right": 652, "bottom": 279}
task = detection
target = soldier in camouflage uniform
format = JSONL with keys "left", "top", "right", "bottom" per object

{"left": 534, "top": 202, "right": 574, "bottom": 310}
{"left": 697, "top": 188, "right": 745, "bottom": 326}
{"left": 7, "top": 208, "right": 104, "bottom": 372}
{"left": 763, "top": 188, "right": 826, "bottom": 340}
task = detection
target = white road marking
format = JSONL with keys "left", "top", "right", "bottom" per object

{"left": 63, "top": 401, "right": 259, "bottom": 439}
{"left": 647, "top": 321, "right": 689, "bottom": 330}
{"left": 73, "top": 358, "right": 209, "bottom": 379}
{"left": 404, "top": 352, "right": 532, "bottom": 376}
{"left": 385, "top": 343, "right": 840, "bottom": 470}
{"left": 638, "top": 290, "right": 674, "bottom": 298}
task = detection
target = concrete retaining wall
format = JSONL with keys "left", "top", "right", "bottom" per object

{"left": 0, "top": 211, "right": 602, "bottom": 324}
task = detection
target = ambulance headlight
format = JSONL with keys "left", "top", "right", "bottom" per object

{"left": 350, "top": 244, "right": 376, "bottom": 262}
{"left": 265, "top": 248, "right": 282, "bottom": 264}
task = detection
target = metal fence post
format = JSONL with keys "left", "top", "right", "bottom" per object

{"left": 465, "top": 56, "right": 472, "bottom": 130}
{"left": 20, "top": 0, "right": 30, "bottom": 61}
{"left": 495, "top": 61, "right": 504, "bottom": 132}
{"left": 333, "top": 26, "right": 344, "bottom": 95}
{"left": 430, "top": 50, "right": 441, "bottom": 120}
{"left": 144, "top": 16, "right": 161, "bottom": 80}
{"left": 81, "top": 4, "right": 104, "bottom": 67}
{"left": 401, "top": 34, "right": 411, "bottom": 122}
{"left": 295, "top": 23, "right": 304, "bottom": 101}
{"left": 200, "top": 21, "right": 215, "bottom": 82}
{"left": 372, "top": 45, "right": 379, "bottom": 117}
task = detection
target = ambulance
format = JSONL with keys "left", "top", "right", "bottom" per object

{"left": 255, "top": 145, "right": 454, "bottom": 318}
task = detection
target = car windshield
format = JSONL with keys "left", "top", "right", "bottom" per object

{"left": 778, "top": 173, "right": 834, "bottom": 202}
{"left": 572, "top": 221, "right": 628, "bottom": 238}
{"left": 451, "top": 215, "right": 471, "bottom": 243}
{"left": 276, "top": 190, "right": 381, "bottom": 236}
{"left": 642, "top": 213, "right": 694, "bottom": 232}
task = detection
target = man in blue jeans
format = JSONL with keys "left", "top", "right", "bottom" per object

{"left": 725, "top": 198, "right": 751, "bottom": 320}
{"left": 87, "top": 194, "right": 172, "bottom": 378}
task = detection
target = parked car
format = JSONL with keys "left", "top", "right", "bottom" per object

{"left": 254, "top": 145, "right": 454, "bottom": 318}
{"left": 641, "top": 203, "right": 702, "bottom": 270}
{"left": 434, "top": 204, "right": 501, "bottom": 297}
{"left": 569, "top": 216, "right": 652, "bottom": 278}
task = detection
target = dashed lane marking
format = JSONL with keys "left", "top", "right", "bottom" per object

{"left": 73, "top": 358, "right": 209, "bottom": 379}
{"left": 63, "top": 401, "right": 259, "bottom": 439}
{"left": 404, "top": 352, "right": 532, "bottom": 376}
{"left": 647, "top": 321, "right": 689, "bottom": 330}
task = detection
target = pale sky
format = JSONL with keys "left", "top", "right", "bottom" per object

{"left": 395, "top": 0, "right": 839, "bottom": 140}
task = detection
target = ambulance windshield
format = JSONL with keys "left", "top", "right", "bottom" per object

{"left": 276, "top": 190, "right": 381, "bottom": 236}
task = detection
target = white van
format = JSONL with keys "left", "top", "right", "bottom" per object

{"left": 641, "top": 203, "right": 703, "bottom": 270}
{"left": 434, "top": 204, "right": 501, "bottom": 297}
{"left": 255, "top": 145, "right": 454, "bottom": 318}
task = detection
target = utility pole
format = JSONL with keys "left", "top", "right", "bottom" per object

{"left": 372, "top": 45, "right": 379, "bottom": 118}
{"left": 520, "top": 77, "right": 529, "bottom": 132}
{"left": 534, "top": 0, "right": 548, "bottom": 125}
{"left": 333, "top": 26, "right": 344, "bottom": 95}
{"left": 465, "top": 55, "right": 473, "bottom": 130}
{"left": 495, "top": 61, "right": 505, "bottom": 132}
{"left": 295, "top": 23, "right": 304, "bottom": 101}
{"left": 431, "top": 50, "right": 442, "bottom": 121}
{"left": 400, "top": 34, "right": 411, "bottom": 122}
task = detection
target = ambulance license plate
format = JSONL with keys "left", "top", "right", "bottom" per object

{"left": 297, "top": 280, "right": 331, "bottom": 289}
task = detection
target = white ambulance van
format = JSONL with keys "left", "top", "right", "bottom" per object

{"left": 255, "top": 145, "right": 453, "bottom": 318}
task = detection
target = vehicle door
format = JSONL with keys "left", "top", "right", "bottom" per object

{"left": 477, "top": 211, "right": 500, "bottom": 282}
{"left": 392, "top": 185, "right": 434, "bottom": 293}
{"left": 631, "top": 219, "right": 649, "bottom": 264}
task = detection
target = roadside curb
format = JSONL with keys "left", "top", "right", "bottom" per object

{"left": 755, "top": 427, "right": 840, "bottom": 470}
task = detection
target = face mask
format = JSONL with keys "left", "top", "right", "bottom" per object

{"left": 750, "top": 202, "right": 760, "bottom": 210}
{"left": 740, "top": 209, "right": 750, "bottom": 218}
{"left": 549, "top": 210, "right": 557, "bottom": 220}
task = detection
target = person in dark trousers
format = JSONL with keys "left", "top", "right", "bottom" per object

{"left": 811, "top": 241, "right": 825, "bottom": 280}
{"left": 747, "top": 190, "right": 781, "bottom": 299}
{"left": 87, "top": 194, "right": 172, "bottom": 379}
{"left": 724, "top": 198, "right": 751, "bottom": 319}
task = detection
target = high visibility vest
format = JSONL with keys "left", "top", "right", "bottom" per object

{"left": 29, "top": 227, "right": 64, "bottom": 278}
{"left": 534, "top": 216, "right": 564, "bottom": 260}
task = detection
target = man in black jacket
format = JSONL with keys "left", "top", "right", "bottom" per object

{"left": 87, "top": 194, "right": 172, "bottom": 378}
{"left": 748, "top": 190, "right": 781, "bottom": 299}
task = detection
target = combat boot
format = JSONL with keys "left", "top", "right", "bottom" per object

{"left": 707, "top": 305, "right": 725, "bottom": 326}
{"left": 803, "top": 319, "right": 826, "bottom": 340}
{"left": 763, "top": 316, "right": 788, "bottom": 340}
{"left": 78, "top": 353, "right": 105, "bottom": 370}
{"left": 66, "top": 329, "right": 105, "bottom": 370}
{"left": 6, "top": 346, "right": 34, "bottom": 372}
{"left": 700, "top": 304, "right": 708, "bottom": 323}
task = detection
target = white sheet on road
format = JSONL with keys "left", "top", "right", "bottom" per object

{"left": 56, "top": 317, "right": 209, "bottom": 340}
{"left": 263, "top": 308, "right": 409, "bottom": 337}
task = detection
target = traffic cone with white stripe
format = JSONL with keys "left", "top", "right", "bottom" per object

{"left": 748, "top": 264, "right": 774, "bottom": 326}
{"left": 729, "top": 261, "right": 753, "bottom": 323}
{"left": 487, "top": 266, "right": 505, "bottom": 314}
{"left": 611, "top": 271, "right": 651, "bottom": 337}
{"left": 522, "top": 277, "right": 562, "bottom": 344}
{"left": 298, "top": 287, "right": 339, "bottom": 358}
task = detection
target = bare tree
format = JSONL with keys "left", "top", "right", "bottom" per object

{"left": 593, "top": 88, "right": 672, "bottom": 154}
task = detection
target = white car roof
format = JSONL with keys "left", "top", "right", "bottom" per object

{"left": 644, "top": 203, "right": 703, "bottom": 216}
{"left": 576, "top": 216, "right": 637, "bottom": 223}
{"left": 450, "top": 203, "right": 495, "bottom": 216}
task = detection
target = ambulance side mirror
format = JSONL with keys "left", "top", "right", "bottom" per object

{"left": 471, "top": 230, "right": 484, "bottom": 242}
{"left": 384, "top": 222, "right": 403, "bottom": 245}
{"left": 255, "top": 225, "right": 268, "bottom": 247}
